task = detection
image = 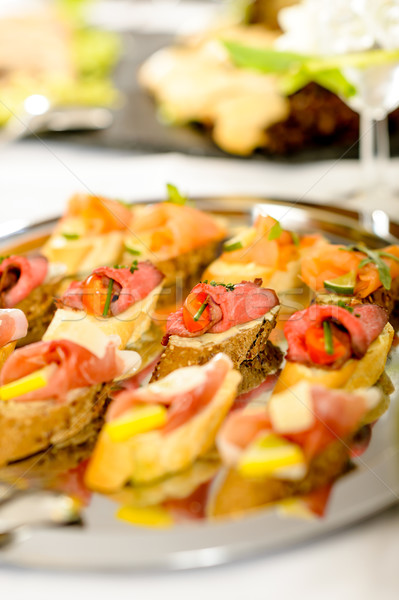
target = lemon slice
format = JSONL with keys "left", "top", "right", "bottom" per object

{"left": 105, "top": 404, "right": 167, "bottom": 442}
{"left": 0, "top": 365, "right": 55, "bottom": 401}
{"left": 116, "top": 505, "right": 173, "bottom": 529}
{"left": 223, "top": 228, "right": 256, "bottom": 252}
{"left": 238, "top": 432, "right": 306, "bottom": 479}
{"left": 324, "top": 271, "right": 356, "bottom": 295}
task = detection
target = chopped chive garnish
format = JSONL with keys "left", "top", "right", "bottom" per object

{"left": 166, "top": 183, "right": 188, "bottom": 205}
{"left": 208, "top": 281, "right": 235, "bottom": 291}
{"left": 291, "top": 231, "right": 300, "bottom": 247}
{"left": 224, "top": 240, "right": 243, "bottom": 252}
{"left": 62, "top": 232, "right": 80, "bottom": 240}
{"left": 337, "top": 300, "right": 354, "bottom": 313}
{"left": 268, "top": 221, "right": 283, "bottom": 241}
{"left": 124, "top": 245, "right": 141, "bottom": 256}
{"left": 193, "top": 300, "right": 208, "bottom": 322}
{"left": 323, "top": 321, "right": 334, "bottom": 355}
{"left": 130, "top": 260, "right": 139, "bottom": 274}
{"left": 103, "top": 278, "right": 114, "bottom": 317}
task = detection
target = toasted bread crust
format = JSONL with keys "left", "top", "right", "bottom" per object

{"left": 0, "top": 342, "right": 15, "bottom": 370}
{"left": 238, "top": 341, "right": 283, "bottom": 393}
{"left": 273, "top": 323, "right": 394, "bottom": 395}
{"left": 208, "top": 439, "right": 349, "bottom": 518}
{"left": 86, "top": 370, "right": 241, "bottom": 491}
{"left": 4, "top": 281, "right": 59, "bottom": 347}
{"left": 0, "top": 383, "right": 111, "bottom": 467}
{"left": 151, "top": 313, "right": 278, "bottom": 383}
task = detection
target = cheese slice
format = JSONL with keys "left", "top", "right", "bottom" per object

{"left": 268, "top": 381, "right": 315, "bottom": 434}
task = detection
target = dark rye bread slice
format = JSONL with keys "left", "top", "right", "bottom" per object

{"left": 13, "top": 280, "right": 60, "bottom": 347}
{"left": 0, "top": 383, "right": 111, "bottom": 467}
{"left": 237, "top": 341, "right": 284, "bottom": 395}
{"left": 150, "top": 310, "right": 279, "bottom": 390}
{"left": 209, "top": 439, "right": 350, "bottom": 518}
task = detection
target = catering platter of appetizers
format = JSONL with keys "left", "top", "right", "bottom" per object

{"left": 0, "top": 194, "right": 398, "bottom": 571}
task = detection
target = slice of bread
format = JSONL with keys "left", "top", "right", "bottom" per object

{"left": 0, "top": 383, "right": 111, "bottom": 467}
{"left": 3, "top": 281, "right": 59, "bottom": 347}
{"left": 272, "top": 323, "right": 394, "bottom": 395}
{"left": 44, "top": 283, "right": 163, "bottom": 349}
{"left": 208, "top": 439, "right": 349, "bottom": 518}
{"left": 0, "top": 342, "right": 15, "bottom": 370}
{"left": 86, "top": 369, "right": 241, "bottom": 491}
{"left": 151, "top": 306, "right": 279, "bottom": 384}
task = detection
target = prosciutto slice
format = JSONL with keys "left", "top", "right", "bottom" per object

{"left": 107, "top": 353, "right": 232, "bottom": 434}
{"left": 62, "top": 261, "right": 164, "bottom": 315}
{"left": 0, "top": 339, "right": 124, "bottom": 402}
{"left": 165, "top": 280, "right": 279, "bottom": 340}
{"left": 284, "top": 304, "right": 388, "bottom": 365}
{"left": 0, "top": 308, "right": 28, "bottom": 347}
{"left": 217, "top": 384, "right": 374, "bottom": 466}
{"left": 0, "top": 255, "right": 48, "bottom": 307}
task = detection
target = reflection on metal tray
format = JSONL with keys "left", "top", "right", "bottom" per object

{"left": 0, "top": 197, "right": 399, "bottom": 572}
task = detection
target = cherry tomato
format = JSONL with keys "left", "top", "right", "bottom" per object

{"left": 82, "top": 274, "right": 110, "bottom": 316}
{"left": 305, "top": 323, "right": 349, "bottom": 366}
{"left": 182, "top": 291, "right": 211, "bottom": 333}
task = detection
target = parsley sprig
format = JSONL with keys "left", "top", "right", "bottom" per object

{"left": 343, "top": 244, "right": 399, "bottom": 290}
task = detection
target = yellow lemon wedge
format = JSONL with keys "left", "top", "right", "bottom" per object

{"left": 105, "top": 404, "right": 167, "bottom": 442}
{"left": 116, "top": 505, "right": 173, "bottom": 529}
{"left": 237, "top": 432, "right": 306, "bottom": 480}
{"left": 277, "top": 498, "right": 316, "bottom": 520}
{"left": 0, "top": 365, "right": 54, "bottom": 401}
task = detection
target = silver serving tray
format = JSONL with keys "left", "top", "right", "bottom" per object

{"left": 0, "top": 196, "right": 398, "bottom": 572}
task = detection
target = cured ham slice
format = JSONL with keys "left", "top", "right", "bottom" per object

{"left": 108, "top": 353, "right": 232, "bottom": 434}
{"left": 0, "top": 255, "right": 48, "bottom": 307}
{"left": 1, "top": 339, "right": 124, "bottom": 402}
{"left": 165, "top": 280, "right": 279, "bottom": 340}
{"left": 62, "top": 262, "right": 164, "bottom": 316}
{"left": 217, "top": 383, "right": 379, "bottom": 467}
{"left": 0, "top": 308, "right": 28, "bottom": 347}
{"left": 284, "top": 304, "right": 388, "bottom": 367}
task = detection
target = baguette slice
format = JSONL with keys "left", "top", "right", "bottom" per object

{"left": 151, "top": 304, "right": 280, "bottom": 384}
{"left": 208, "top": 439, "right": 349, "bottom": 519}
{"left": 273, "top": 322, "right": 394, "bottom": 395}
{"left": 0, "top": 342, "right": 15, "bottom": 370}
{"left": 44, "top": 283, "right": 163, "bottom": 349}
{"left": 86, "top": 369, "right": 241, "bottom": 492}
{"left": 0, "top": 383, "right": 111, "bottom": 467}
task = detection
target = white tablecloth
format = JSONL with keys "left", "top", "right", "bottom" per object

{"left": 1, "top": 141, "right": 399, "bottom": 599}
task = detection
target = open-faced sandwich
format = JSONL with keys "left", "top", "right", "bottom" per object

{"left": 0, "top": 329, "right": 141, "bottom": 467}
{"left": 203, "top": 215, "right": 323, "bottom": 314}
{"left": 210, "top": 381, "right": 382, "bottom": 518}
{"left": 301, "top": 242, "right": 399, "bottom": 315}
{"left": 0, "top": 254, "right": 65, "bottom": 346}
{"left": 151, "top": 279, "right": 283, "bottom": 393}
{"left": 85, "top": 354, "right": 241, "bottom": 492}
{"left": 121, "top": 199, "right": 227, "bottom": 306}
{"left": 0, "top": 308, "right": 28, "bottom": 368}
{"left": 42, "top": 194, "right": 133, "bottom": 276}
{"left": 273, "top": 303, "right": 394, "bottom": 394}
{"left": 44, "top": 261, "right": 164, "bottom": 350}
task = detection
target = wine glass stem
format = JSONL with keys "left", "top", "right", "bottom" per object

{"left": 359, "top": 112, "right": 391, "bottom": 233}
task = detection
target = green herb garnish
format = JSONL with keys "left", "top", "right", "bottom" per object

{"left": 337, "top": 300, "right": 354, "bottom": 313}
{"left": 103, "top": 278, "right": 114, "bottom": 317}
{"left": 323, "top": 320, "right": 334, "bottom": 356}
{"left": 166, "top": 183, "right": 188, "bottom": 205}
{"left": 344, "top": 244, "right": 395, "bottom": 290}
{"left": 62, "top": 232, "right": 80, "bottom": 240}
{"left": 224, "top": 240, "right": 243, "bottom": 252}
{"left": 124, "top": 245, "right": 141, "bottom": 256}
{"left": 193, "top": 300, "right": 208, "bottom": 322}
{"left": 113, "top": 264, "right": 129, "bottom": 269}
{"left": 268, "top": 221, "right": 283, "bottom": 241}
{"left": 209, "top": 280, "right": 235, "bottom": 291}
{"left": 130, "top": 260, "right": 139, "bottom": 274}
{"left": 291, "top": 231, "right": 300, "bottom": 247}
